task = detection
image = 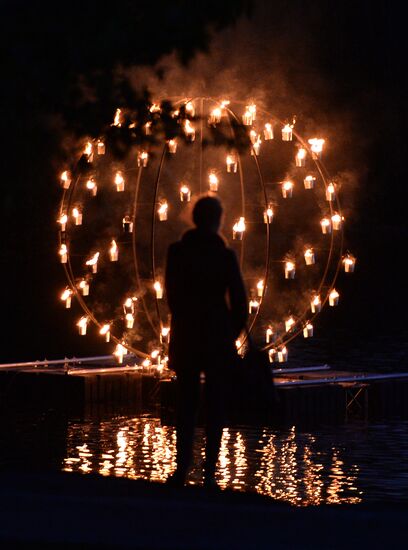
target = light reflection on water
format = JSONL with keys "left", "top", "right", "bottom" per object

{"left": 62, "top": 417, "right": 367, "bottom": 506}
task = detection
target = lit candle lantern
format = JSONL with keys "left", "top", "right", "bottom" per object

{"left": 60, "top": 288, "right": 73, "bottom": 309}
{"left": 220, "top": 99, "right": 230, "bottom": 108}
{"left": 125, "top": 313, "right": 134, "bottom": 328}
{"left": 154, "top": 281, "right": 163, "bottom": 299}
{"left": 100, "top": 324, "right": 111, "bottom": 342}
{"left": 84, "top": 141, "right": 93, "bottom": 161}
{"left": 185, "top": 101, "right": 195, "bottom": 117}
{"left": 295, "top": 148, "right": 307, "bottom": 167}
{"left": 329, "top": 289, "right": 340, "bottom": 306}
{"left": 242, "top": 108, "right": 253, "bottom": 126}
{"left": 160, "top": 326, "right": 170, "bottom": 344}
{"left": 142, "top": 358, "right": 152, "bottom": 368}
{"left": 114, "top": 171, "right": 125, "bottom": 192}
{"left": 113, "top": 108, "right": 122, "bottom": 126}
{"left": 114, "top": 343, "right": 126, "bottom": 364}
{"left": 303, "top": 322, "right": 314, "bottom": 338}
{"left": 86, "top": 177, "right": 97, "bottom": 196}
{"left": 310, "top": 294, "right": 322, "bottom": 313}
{"left": 86, "top": 252, "right": 99, "bottom": 273}
{"left": 208, "top": 172, "right": 219, "bottom": 192}
{"left": 209, "top": 107, "right": 222, "bottom": 124}
{"left": 268, "top": 348, "right": 277, "bottom": 363}
{"left": 326, "top": 182, "right": 336, "bottom": 201}
{"left": 109, "top": 239, "right": 118, "bottom": 261}
{"left": 308, "top": 138, "right": 325, "bottom": 159}
{"left": 226, "top": 154, "right": 238, "bottom": 173}
{"left": 249, "top": 130, "right": 257, "bottom": 144}
{"left": 251, "top": 136, "right": 262, "bottom": 156}
{"left": 257, "top": 279, "right": 264, "bottom": 297}
{"left": 264, "top": 123, "right": 274, "bottom": 140}
{"left": 150, "top": 103, "right": 161, "bottom": 113}
{"left": 343, "top": 254, "right": 356, "bottom": 273}
{"left": 232, "top": 217, "right": 246, "bottom": 240}
{"left": 59, "top": 244, "right": 68, "bottom": 263}
{"left": 78, "top": 279, "right": 89, "bottom": 296}
{"left": 122, "top": 215, "right": 133, "bottom": 233}
{"left": 137, "top": 151, "right": 149, "bottom": 167}
{"left": 77, "top": 316, "right": 89, "bottom": 336}
{"left": 263, "top": 205, "right": 274, "bottom": 224}
{"left": 281, "top": 124, "right": 293, "bottom": 141}
{"left": 285, "top": 316, "right": 296, "bottom": 332}
{"left": 248, "top": 103, "right": 257, "bottom": 120}
{"left": 266, "top": 327, "right": 274, "bottom": 343}
{"left": 277, "top": 346, "right": 288, "bottom": 363}
{"left": 304, "top": 248, "right": 315, "bottom": 265}
{"left": 249, "top": 299, "right": 260, "bottom": 314}
{"left": 72, "top": 207, "right": 82, "bottom": 226}
{"left": 184, "top": 119, "right": 195, "bottom": 141}
{"left": 151, "top": 349, "right": 161, "bottom": 366}
{"left": 320, "top": 217, "right": 332, "bottom": 234}
{"left": 144, "top": 122, "right": 152, "bottom": 135}
{"left": 97, "top": 140, "right": 105, "bottom": 155}
{"left": 58, "top": 213, "right": 68, "bottom": 232}
{"left": 282, "top": 181, "right": 294, "bottom": 198}
{"left": 179, "top": 184, "right": 191, "bottom": 202}
{"left": 303, "top": 175, "right": 316, "bottom": 189}
{"left": 158, "top": 201, "right": 168, "bottom": 221}
{"left": 167, "top": 139, "right": 177, "bottom": 154}
{"left": 60, "top": 171, "right": 71, "bottom": 189}
{"left": 123, "top": 297, "right": 137, "bottom": 314}
{"left": 331, "top": 213, "right": 343, "bottom": 230}
{"left": 284, "top": 260, "right": 296, "bottom": 279}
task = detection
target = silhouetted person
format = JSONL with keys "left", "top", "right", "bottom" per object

{"left": 165, "top": 196, "right": 248, "bottom": 487}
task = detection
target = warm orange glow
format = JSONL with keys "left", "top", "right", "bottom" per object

{"left": 331, "top": 213, "right": 343, "bottom": 230}
{"left": 77, "top": 316, "right": 89, "bottom": 335}
{"left": 304, "top": 248, "right": 315, "bottom": 265}
{"left": 86, "top": 252, "right": 99, "bottom": 273}
{"left": 150, "top": 103, "right": 161, "bottom": 113}
{"left": 167, "top": 139, "right": 177, "bottom": 153}
{"left": 232, "top": 217, "right": 246, "bottom": 240}
{"left": 277, "top": 346, "right": 288, "bottom": 362}
{"left": 208, "top": 171, "right": 219, "bottom": 192}
{"left": 304, "top": 175, "right": 315, "bottom": 189}
{"left": 78, "top": 279, "right": 89, "bottom": 296}
{"left": 185, "top": 101, "right": 195, "bottom": 116}
{"left": 72, "top": 207, "right": 82, "bottom": 225}
{"left": 226, "top": 153, "right": 238, "bottom": 173}
{"left": 257, "top": 279, "right": 264, "bottom": 297}
{"left": 160, "top": 326, "right": 170, "bottom": 343}
{"left": 179, "top": 184, "right": 191, "bottom": 202}
{"left": 282, "top": 181, "right": 294, "bottom": 198}
{"left": 326, "top": 182, "right": 335, "bottom": 201}
{"left": 284, "top": 260, "right": 296, "bottom": 279}
{"left": 109, "top": 240, "right": 118, "bottom": 261}
{"left": 311, "top": 294, "right": 322, "bottom": 313}
{"left": 343, "top": 254, "right": 356, "bottom": 273}
{"left": 308, "top": 138, "right": 325, "bottom": 158}
{"left": 264, "top": 205, "right": 274, "bottom": 224}
{"left": 59, "top": 244, "right": 68, "bottom": 263}
{"left": 266, "top": 327, "right": 274, "bottom": 343}
{"left": 60, "top": 171, "right": 71, "bottom": 189}
{"left": 209, "top": 107, "right": 222, "bottom": 124}
{"left": 282, "top": 124, "right": 293, "bottom": 141}
{"left": 303, "top": 323, "right": 314, "bottom": 338}
{"left": 183, "top": 119, "right": 195, "bottom": 141}
{"left": 249, "top": 299, "right": 260, "bottom": 314}
{"left": 285, "top": 316, "right": 296, "bottom": 332}
{"left": 154, "top": 281, "right": 163, "bottom": 299}
{"left": 320, "top": 217, "right": 332, "bottom": 234}
{"left": 84, "top": 141, "right": 93, "bottom": 157}
{"left": 122, "top": 215, "right": 133, "bottom": 233}
{"left": 329, "top": 289, "right": 340, "bottom": 306}
{"left": 264, "top": 123, "right": 273, "bottom": 140}
{"left": 114, "top": 343, "right": 126, "bottom": 363}
{"left": 113, "top": 108, "right": 122, "bottom": 126}
{"left": 137, "top": 151, "right": 149, "bottom": 167}
{"left": 97, "top": 140, "right": 105, "bottom": 155}
{"left": 295, "top": 148, "right": 307, "bottom": 166}
{"left": 58, "top": 213, "right": 68, "bottom": 231}
{"left": 61, "top": 288, "right": 73, "bottom": 308}
{"left": 86, "top": 177, "right": 97, "bottom": 195}
{"left": 100, "top": 324, "right": 111, "bottom": 342}
{"left": 125, "top": 313, "right": 134, "bottom": 328}
{"left": 114, "top": 171, "right": 125, "bottom": 192}
{"left": 158, "top": 201, "right": 168, "bottom": 221}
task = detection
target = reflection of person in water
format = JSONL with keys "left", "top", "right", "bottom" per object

{"left": 165, "top": 195, "right": 248, "bottom": 488}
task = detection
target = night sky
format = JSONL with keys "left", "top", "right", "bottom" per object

{"left": 1, "top": 0, "right": 406, "bottom": 362}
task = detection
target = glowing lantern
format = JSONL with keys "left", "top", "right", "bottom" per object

{"left": 112, "top": 108, "right": 122, "bottom": 127}
{"left": 125, "top": 313, "right": 134, "bottom": 329}
{"left": 160, "top": 326, "right": 170, "bottom": 344}
{"left": 310, "top": 294, "right": 322, "bottom": 313}
{"left": 226, "top": 153, "right": 238, "bottom": 173}
{"left": 97, "top": 140, "right": 105, "bottom": 155}
{"left": 142, "top": 358, "right": 152, "bottom": 368}
{"left": 72, "top": 207, "right": 82, "bottom": 226}
{"left": 285, "top": 316, "right": 296, "bottom": 332}
{"left": 179, "top": 184, "right": 191, "bottom": 202}
{"left": 167, "top": 139, "right": 177, "bottom": 154}
{"left": 242, "top": 107, "right": 254, "bottom": 126}
{"left": 257, "top": 279, "right": 264, "bottom": 297}
{"left": 150, "top": 103, "right": 161, "bottom": 113}
{"left": 304, "top": 175, "right": 316, "bottom": 189}
{"left": 209, "top": 107, "right": 222, "bottom": 124}
{"left": 251, "top": 135, "right": 262, "bottom": 156}
{"left": 109, "top": 240, "right": 118, "bottom": 262}
{"left": 320, "top": 217, "right": 332, "bottom": 234}
{"left": 86, "top": 252, "right": 99, "bottom": 273}
{"left": 100, "top": 324, "right": 111, "bottom": 342}
{"left": 144, "top": 122, "right": 152, "bottom": 135}
{"left": 282, "top": 181, "right": 294, "bottom": 198}
{"left": 185, "top": 101, "right": 195, "bottom": 117}
{"left": 154, "top": 281, "right": 163, "bottom": 299}
{"left": 266, "top": 327, "right": 274, "bottom": 344}
{"left": 304, "top": 248, "right": 315, "bottom": 265}
{"left": 249, "top": 130, "right": 257, "bottom": 144}
{"left": 122, "top": 215, "right": 133, "bottom": 233}
{"left": 60, "top": 288, "right": 73, "bottom": 309}
{"left": 277, "top": 346, "right": 288, "bottom": 363}
{"left": 329, "top": 289, "right": 340, "bottom": 306}
{"left": 284, "top": 261, "right": 296, "bottom": 279}
{"left": 78, "top": 279, "right": 89, "bottom": 296}
{"left": 60, "top": 171, "right": 71, "bottom": 189}
{"left": 86, "top": 177, "right": 97, "bottom": 196}
{"left": 282, "top": 124, "right": 293, "bottom": 141}
{"left": 59, "top": 244, "right": 68, "bottom": 264}
{"left": 326, "top": 182, "right": 336, "bottom": 201}
{"left": 268, "top": 348, "right": 277, "bottom": 363}
{"left": 184, "top": 120, "right": 195, "bottom": 141}
{"left": 84, "top": 141, "right": 93, "bottom": 160}
{"left": 208, "top": 172, "right": 219, "bottom": 192}
{"left": 303, "top": 322, "right": 314, "bottom": 338}
{"left": 114, "top": 343, "right": 126, "bottom": 363}
{"left": 264, "top": 123, "right": 274, "bottom": 140}
{"left": 220, "top": 99, "right": 230, "bottom": 108}
{"left": 331, "top": 213, "right": 343, "bottom": 230}
{"left": 232, "top": 217, "right": 246, "bottom": 240}
{"left": 77, "top": 316, "right": 89, "bottom": 336}
{"left": 58, "top": 213, "right": 68, "bottom": 232}
{"left": 137, "top": 151, "right": 149, "bottom": 167}
{"left": 151, "top": 349, "right": 161, "bottom": 365}
{"left": 114, "top": 171, "right": 125, "bottom": 192}
{"left": 249, "top": 299, "right": 260, "bottom": 314}
{"left": 308, "top": 138, "right": 325, "bottom": 159}
{"left": 295, "top": 148, "right": 307, "bottom": 167}
{"left": 263, "top": 205, "right": 274, "bottom": 224}
{"left": 158, "top": 201, "right": 168, "bottom": 221}
{"left": 343, "top": 254, "right": 356, "bottom": 273}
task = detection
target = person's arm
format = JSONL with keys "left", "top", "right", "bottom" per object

{"left": 227, "top": 249, "right": 248, "bottom": 339}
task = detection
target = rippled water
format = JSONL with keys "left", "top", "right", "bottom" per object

{"left": 57, "top": 415, "right": 408, "bottom": 506}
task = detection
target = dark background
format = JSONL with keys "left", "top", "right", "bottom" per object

{"left": 0, "top": 0, "right": 406, "bottom": 364}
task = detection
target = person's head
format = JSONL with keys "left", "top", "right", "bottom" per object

{"left": 192, "top": 195, "right": 223, "bottom": 233}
